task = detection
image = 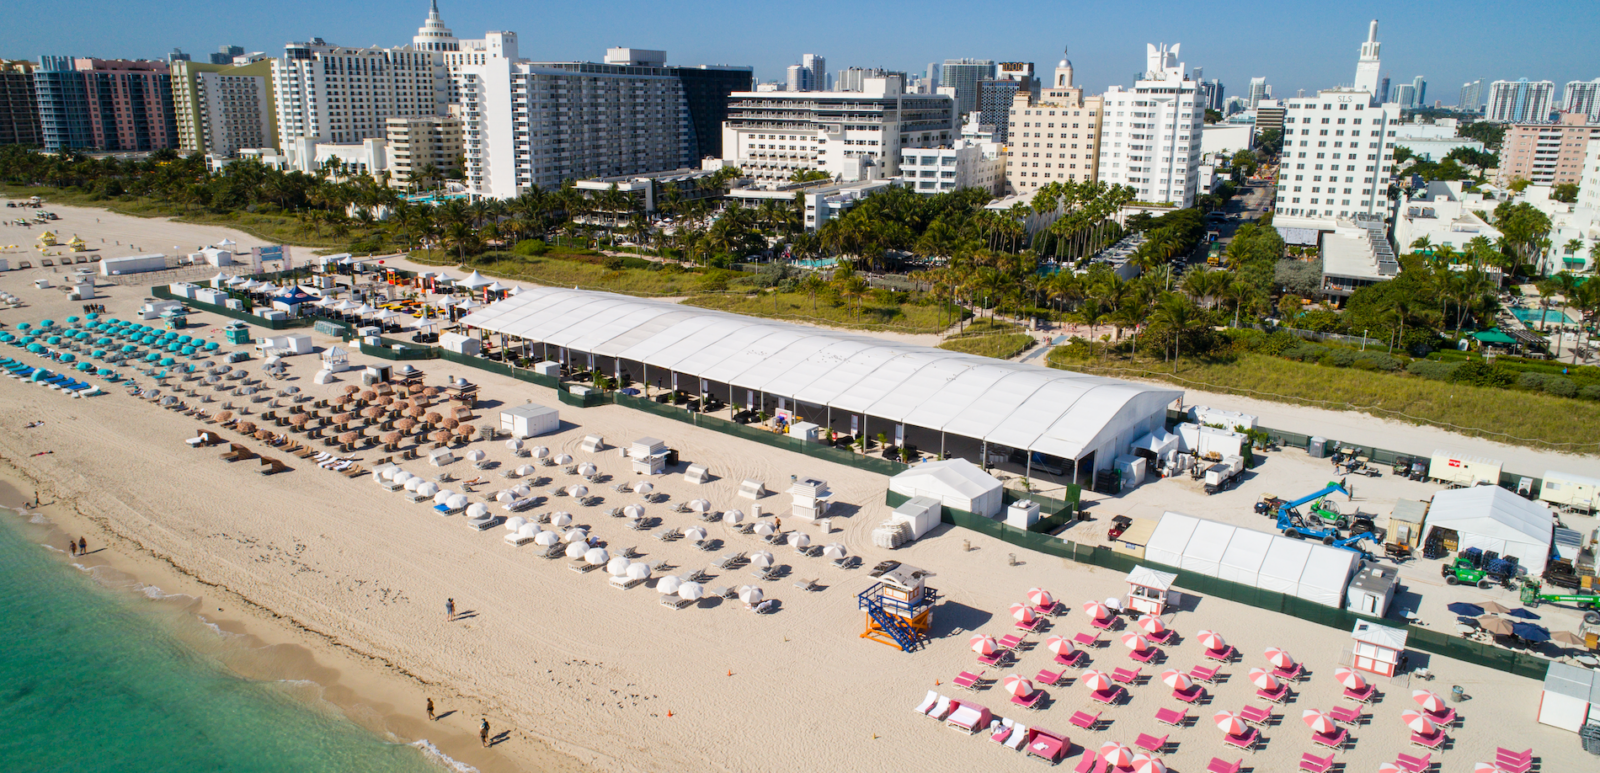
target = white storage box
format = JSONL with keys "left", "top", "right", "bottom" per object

{"left": 500, "top": 404, "right": 559, "bottom": 438}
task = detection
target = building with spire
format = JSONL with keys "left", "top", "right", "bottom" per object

{"left": 1005, "top": 47, "right": 1103, "bottom": 195}
{"left": 412, "top": 1, "right": 519, "bottom": 106}
{"left": 1095, "top": 43, "right": 1202, "bottom": 207}
{"left": 1353, "top": 19, "right": 1381, "bottom": 104}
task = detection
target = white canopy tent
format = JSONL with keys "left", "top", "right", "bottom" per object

{"left": 1144, "top": 512, "right": 1359, "bottom": 608}
{"left": 461, "top": 287, "right": 1181, "bottom": 478}
{"left": 1424, "top": 486, "right": 1554, "bottom": 575}
{"left": 888, "top": 458, "right": 1003, "bottom": 518}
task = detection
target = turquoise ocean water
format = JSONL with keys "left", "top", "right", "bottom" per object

{"left": 0, "top": 510, "right": 448, "bottom": 773}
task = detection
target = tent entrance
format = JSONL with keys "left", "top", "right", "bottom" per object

{"left": 1425, "top": 526, "right": 1459, "bottom": 556}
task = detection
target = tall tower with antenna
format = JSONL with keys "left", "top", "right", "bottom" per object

{"left": 1353, "top": 19, "right": 1382, "bottom": 103}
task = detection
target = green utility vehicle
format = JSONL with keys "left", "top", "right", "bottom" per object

{"left": 1442, "top": 557, "right": 1496, "bottom": 588}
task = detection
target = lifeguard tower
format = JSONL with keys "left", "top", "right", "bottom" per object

{"left": 1125, "top": 565, "right": 1178, "bottom": 616}
{"left": 857, "top": 564, "right": 939, "bottom": 652}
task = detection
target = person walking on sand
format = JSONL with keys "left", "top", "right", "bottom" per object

{"left": 446, "top": 598, "right": 455, "bottom": 622}
{"left": 68, "top": 540, "right": 77, "bottom": 557}
{"left": 78, "top": 537, "right": 86, "bottom": 554}
{"left": 426, "top": 698, "right": 435, "bottom": 721}
{"left": 479, "top": 718, "right": 490, "bottom": 747}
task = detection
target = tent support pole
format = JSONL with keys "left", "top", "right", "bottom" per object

{"left": 940, "top": 432, "right": 945, "bottom": 458}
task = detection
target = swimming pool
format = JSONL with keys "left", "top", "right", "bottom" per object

{"left": 1511, "top": 307, "right": 1579, "bottom": 326}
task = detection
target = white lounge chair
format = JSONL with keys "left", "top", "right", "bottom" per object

{"left": 928, "top": 695, "right": 954, "bottom": 721}
{"left": 1006, "top": 724, "right": 1029, "bottom": 751}
{"left": 914, "top": 690, "right": 938, "bottom": 715}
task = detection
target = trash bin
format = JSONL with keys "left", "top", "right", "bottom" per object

{"left": 1450, "top": 685, "right": 1464, "bottom": 703}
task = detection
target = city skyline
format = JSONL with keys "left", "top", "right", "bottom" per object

{"left": 5, "top": 0, "right": 1597, "bottom": 107}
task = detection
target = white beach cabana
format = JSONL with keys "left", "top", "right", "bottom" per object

{"left": 888, "top": 458, "right": 1003, "bottom": 518}
{"left": 1423, "top": 486, "right": 1555, "bottom": 575}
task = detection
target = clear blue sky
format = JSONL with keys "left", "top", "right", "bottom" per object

{"left": 6, "top": 0, "right": 1596, "bottom": 104}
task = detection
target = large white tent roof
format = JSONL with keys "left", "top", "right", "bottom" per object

{"left": 1144, "top": 512, "right": 1358, "bottom": 608}
{"left": 462, "top": 287, "right": 1181, "bottom": 461}
{"left": 1425, "top": 486, "right": 1554, "bottom": 574}
{"left": 889, "top": 458, "right": 1004, "bottom": 517}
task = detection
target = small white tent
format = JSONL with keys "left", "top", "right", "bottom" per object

{"left": 1180, "top": 520, "right": 1234, "bottom": 576}
{"left": 1140, "top": 513, "right": 1358, "bottom": 608}
{"left": 1425, "top": 486, "right": 1554, "bottom": 575}
{"left": 1296, "top": 544, "right": 1360, "bottom": 607}
{"left": 889, "top": 458, "right": 1003, "bottom": 518}
{"left": 1217, "top": 528, "right": 1273, "bottom": 586}
{"left": 1144, "top": 512, "right": 1200, "bottom": 567}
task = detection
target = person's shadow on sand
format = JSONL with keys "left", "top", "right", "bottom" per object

{"left": 452, "top": 610, "right": 479, "bottom": 621}
{"left": 433, "top": 710, "right": 456, "bottom": 722}
{"left": 489, "top": 730, "right": 511, "bottom": 747}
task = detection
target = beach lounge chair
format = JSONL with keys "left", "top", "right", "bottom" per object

{"left": 1068, "top": 710, "right": 1100, "bottom": 730}
{"left": 659, "top": 595, "right": 695, "bottom": 610}
{"left": 342, "top": 465, "right": 366, "bottom": 478}
{"left": 1273, "top": 662, "right": 1305, "bottom": 682}
{"left": 1130, "top": 646, "right": 1159, "bottom": 664}
{"left": 1342, "top": 683, "right": 1377, "bottom": 703}
{"left": 570, "top": 560, "right": 602, "bottom": 573}
{"left": 977, "top": 648, "right": 1008, "bottom": 667}
{"left": 792, "top": 577, "right": 818, "bottom": 591}
{"left": 1299, "top": 752, "right": 1335, "bottom": 772}
{"left": 1312, "top": 727, "right": 1347, "bottom": 749}
{"left": 1073, "top": 750, "right": 1099, "bottom": 773}
{"left": 1155, "top": 707, "right": 1187, "bottom": 727}
{"left": 749, "top": 566, "right": 779, "bottom": 582}
{"left": 540, "top": 544, "right": 565, "bottom": 559}
{"left": 1111, "top": 667, "right": 1141, "bottom": 684}
{"left": 1015, "top": 615, "right": 1045, "bottom": 633}
{"left": 927, "top": 695, "right": 954, "bottom": 720}
{"left": 1055, "top": 648, "right": 1087, "bottom": 668}
{"left": 1134, "top": 732, "right": 1168, "bottom": 754}
{"left": 1073, "top": 632, "right": 1101, "bottom": 648}
{"left": 1035, "top": 669, "right": 1065, "bottom": 687}
{"left": 257, "top": 457, "right": 288, "bottom": 475}
{"left": 1328, "top": 704, "right": 1362, "bottom": 725}
{"left": 1146, "top": 628, "right": 1176, "bottom": 645}
{"left": 914, "top": 691, "right": 939, "bottom": 715}
{"left": 1025, "top": 729, "right": 1069, "bottom": 765}
{"left": 1010, "top": 690, "right": 1044, "bottom": 711}
{"left": 1090, "top": 615, "right": 1118, "bottom": 630}
{"left": 1256, "top": 682, "right": 1291, "bottom": 703}
{"left": 1423, "top": 706, "right": 1456, "bottom": 727}
{"left": 1005, "top": 724, "right": 1029, "bottom": 751}
{"left": 1495, "top": 751, "right": 1533, "bottom": 773}
{"left": 1173, "top": 684, "right": 1206, "bottom": 703}
{"left": 1410, "top": 728, "right": 1446, "bottom": 749}
{"left": 684, "top": 568, "right": 709, "bottom": 582}
{"left": 1222, "top": 727, "right": 1258, "bottom": 752}
{"left": 1205, "top": 644, "right": 1237, "bottom": 663}
{"left": 712, "top": 552, "right": 745, "bottom": 570}
{"left": 1239, "top": 705, "right": 1272, "bottom": 726}
{"left": 997, "top": 634, "right": 1026, "bottom": 651}
{"left": 1034, "top": 599, "right": 1064, "bottom": 617}
{"left": 946, "top": 701, "right": 992, "bottom": 733}
{"left": 713, "top": 586, "right": 735, "bottom": 600}
{"left": 990, "top": 718, "right": 1013, "bottom": 745}
{"left": 1089, "top": 687, "right": 1123, "bottom": 706}
{"left": 695, "top": 538, "right": 717, "bottom": 552}
{"left": 655, "top": 527, "right": 681, "bottom": 541}
{"left": 629, "top": 518, "right": 651, "bottom": 531}
{"left": 1395, "top": 752, "right": 1432, "bottom": 773}
{"left": 952, "top": 670, "right": 985, "bottom": 691}
{"left": 1206, "top": 758, "right": 1242, "bottom": 773}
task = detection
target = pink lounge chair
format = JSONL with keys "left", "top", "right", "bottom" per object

{"left": 1238, "top": 704, "right": 1272, "bottom": 725}
{"left": 1205, "top": 644, "right": 1237, "bottom": 663}
{"left": 1189, "top": 665, "right": 1220, "bottom": 683}
{"left": 1311, "top": 727, "right": 1347, "bottom": 749}
{"left": 1055, "top": 649, "right": 1087, "bottom": 667}
{"left": 1090, "top": 615, "right": 1118, "bottom": 630}
{"left": 1016, "top": 616, "right": 1046, "bottom": 633}
{"left": 1025, "top": 728, "right": 1070, "bottom": 765}
{"left": 952, "top": 670, "right": 985, "bottom": 691}
{"left": 1074, "top": 750, "right": 1100, "bottom": 773}
{"left": 1090, "top": 686, "right": 1124, "bottom": 705}
{"left": 1036, "top": 668, "right": 1065, "bottom": 687}
{"left": 1395, "top": 752, "right": 1432, "bottom": 773}
{"left": 1328, "top": 704, "right": 1362, "bottom": 725}
{"left": 1011, "top": 690, "right": 1045, "bottom": 710}
{"left": 978, "top": 650, "right": 1008, "bottom": 667}
{"left": 1222, "top": 727, "right": 1259, "bottom": 752}
{"left": 1111, "top": 667, "right": 1141, "bottom": 684}
{"left": 1495, "top": 753, "right": 1532, "bottom": 773}
{"left": 1173, "top": 684, "right": 1206, "bottom": 704}
{"left": 1073, "top": 632, "right": 1101, "bottom": 648}
{"left": 1147, "top": 628, "right": 1176, "bottom": 645}
{"left": 1155, "top": 707, "right": 1187, "bottom": 726}
{"left": 1410, "top": 728, "right": 1446, "bottom": 749}
{"left": 1207, "top": 758, "right": 1243, "bottom": 773}
{"left": 990, "top": 723, "right": 1013, "bottom": 744}
{"left": 1068, "top": 710, "right": 1100, "bottom": 730}
{"left": 1273, "top": 662, "right": 1305, "bottom": 681}
{"left": 1256, "top": 682, "right": 1291, "bottom": 704}
{"left": 1342, "top": 683, "right": 1376, "bottom": 703}
{"left": 1496, "top": 747, "right": 1532, "bottom": 763}
{"left": 1130, "top": 646, "right": 1159, "bottom": 664}
{"left": 1423, "top": 706, "right": 1457, "bottom": 727}
{"left": 1035, "top": 600, "right": 1064, "bottom": 617}
{"left": 1299, "top": 752, "right": 1334, "bottom": 772}
{"left": 1134, "top": 732, "right": 1168, "bottom": 754}
{"left": 998, "top": 634, "right": 1026, "bottom": 650}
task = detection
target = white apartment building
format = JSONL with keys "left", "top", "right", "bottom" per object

{"left": 1393, "top": 180, "right": 1502, "bottom": 258}
{"left": 1580, "top": 138, "right": 1600, "bottom": 213}
{"left": 721, "top": 77, "right": 957, "bottom": 187}
{"left": 898, "top": 117, "right": 1005, "bottom": 196}
{"left": 1486, "top": 79, "right": 1555, "bottom": 124}
{"left": 386, "top": 115, "right": 464, "bottom": 187}
{"left": 460, "top": 49, "right": 693, "bottom": 198}
{"left": 1562, "top": 79, "right": 1600, "bottom": 122}
{"left": 271, "top": 38, "right": 445, "bottom": 147}
{"left": 1096, "top": 43, "right": 1203, "bottom": 207}
{"left": 172, "top": 59, "right": 275, "bottom": 157}
{"left": 1272, "top": 88, "right": 1399, "bottom": 230}
{"left": 1005, "top": 49, "right": 1102, "bottom": 195}
{"left": 410, "top": 1, "right": 518, "bottom": 106}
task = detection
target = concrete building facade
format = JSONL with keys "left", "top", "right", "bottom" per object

{"left": 1487, "top": 79, "right": 1555, "bottom": 124}
{"left": 172, "top": 59, "right": 276, "bottom": 157}
{"left": 1, "top": 61, "right": 41, "bottom": 147}
{"left": 1096, "top": 43, "right": 1202, "bottom": 207}
{"left": 1496, "top": 112, "right": 1600, "bottom": 186}
{"left": 34, "top": 57, "right": 176, "bottom": 152}
{"left": 271, "top": 38, "right": 445, "bottom": 148}
{"left": 1272, "top": 88, "right": 1400, "bottom": 230}
{"left": 940, "top": 58, "right": 994, "bottom": 117}
{"left": 1005, "top": 50, "right": 1101, "bottom": 195}
{"left": 1353, "top": 20, "right": 1382, "bottom": 101}
{"left": 1459, "top": 80, "right": 1484, "bottom": 113}
{"left": 899, "top": 117, "right": 1005, "bottom": 196}
{"left": 976, "top": 61, "right": 1037, "bottom": 143}
{"left": 1561, "top": 79, "right": 1600, "bottom": 122}
{"left": 386, "top": 115, "right": 463, "bottom": 187}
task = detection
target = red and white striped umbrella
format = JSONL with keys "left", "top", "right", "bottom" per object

{"left": 1131, "top": 754, "right": 1166, "bottom": 773}
{"left": 1080, "top": 669, "right": 1112, "bottom": 693}
{"left": 1001, "top": 674, "right": 1035, "bottom": 698}
{"left": 1098, "top": 742, "right": 1133, "bottom": 769}
{"left": 1333, "top": 667, "right": 1366, "bottom": 691}
{"left": 1378, "top": 764, "right": 1403, "bottom": 773}
{"left": 1137, "top": 614, "right": 1167, "bottom": 635}
{"left": 1474, "top": 763, "right": 1508, "bottom": 773}
{"left": 1301, "top": 709, "right": 1336, "bottom": 735}
{"left": 1045, "top": 635, "right": 1075, "bottom": 657}
{"left": 1402, "top": 710, "right": 1436, "bottom": 736}
{"left": 1213, "top": 710, "right": 1247, "bottom": 736}
{"left": 1265, "top": 647, "right": 1295, "bottom": 669}
{"left": 1083, "top": 599, "right": 1111, "bottom": 620}
{"left": 1197, "top": 629, "right": 1226, "bottom": 651}
{"left": 1122, "top": 632, "right": 1150, "bottom": 652}
{"left": 970, "top": 634, "right": 998, "bottom": 656}
{"left": 1160, "top": 669, "right": 1192, "bottom": 691}
{"left": 1010, "top": 602, "right": 1037, "bottom": 624}
{"left": 1027, "top": 587, "right": 1055, "bottom": 607}
{"left": 1248, "top": 667, "right": 1279, "bottom": 691}
{"left": 1413, "top": 689, "right": 1446, "bottom": 713}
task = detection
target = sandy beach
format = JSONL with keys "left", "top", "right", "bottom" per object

{"left": 1, "top": 198, "right": 1595, "bottom": 773}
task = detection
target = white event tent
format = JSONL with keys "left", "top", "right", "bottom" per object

{"left": 1424, "top": 486, "right": 1554, "bottom": 575}
{"left": 889, "top": 458, "right": 1003, "bottom": 518}
{"left": 461, "top": 287, "right": 1181, "bottom": 483}
{"left": 1144, "top": 512, "right": 1359, "bottom": 608}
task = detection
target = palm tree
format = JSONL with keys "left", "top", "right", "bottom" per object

{"left": 1150, "top": 293, "right": 1201, "bottom": 373}
{"left": 1409, "top": 235, "right": 1433, "bottom": 255}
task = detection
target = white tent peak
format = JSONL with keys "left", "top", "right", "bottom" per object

{"left": 460, "top": 270, "right": 493, "bottom": 289}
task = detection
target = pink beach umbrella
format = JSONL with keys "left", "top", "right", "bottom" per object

{"left": 1121, "top": 632, "right": 1150, "bottom": 652}
{"left": 1098, "top": 742, "right": 1133, "bottom": 770}
{"left": 1301, "top": 709, "right": 1336, "bottom": 735}
{"left": 1401, "top": 710, "right": 1436, "bottom": 736}
{"left": 970, "top": 634, "right": 998, "bottom": 656}
{"left": 1010, "top": 602, "right": 1038, "bottom": 624}
{"left": 1001, "top": 674, "right": 1035, "bottom": 698}
{"left": 1378, "top": 764, "right": 1403, "bottom": 773}
{"left": 1131, "top": 754, "right": 1166, "bottom": 773}
{"left": 1080, "top": 669, "right": 1112, "bottom": 693}
{"left": 1474, "top": 764, "right": 1508, "bottom": 773}
{"left": 1265, "top": 647, "right": 1295, "bottom": 669}
{"left": 1412, "top": 690, "right": 1446, "bottom": 713}
{"left": 1213, "top": 710, "right": 1247, "bottom": 737}
{"left": 1196, "top": 629, "right": 1225, "bottom": 651}
{"left": 1027, "top": 587, "right": 1055, "bottom": 607}
{"left": 1045, "top": 635, "right": 1075, "bottom": 656}
{"left": 1248, "top": 668, "right": 1279, "bottom": 691}
{"left": 1333, "top": 666, "right": 1366, "bottom": 691}
{"left": 1160, "top": 669, "right": 1192, "bottom": 691}
{"left": 1137, "top": 615, "right": 1166, "bottom": 635}
{"left": 1083, "top": 600, "right": 1111, "bottom": 620}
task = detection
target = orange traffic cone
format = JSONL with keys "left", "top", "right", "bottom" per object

{"left": 667, "top": 710, "right": 674, "bottom": 717}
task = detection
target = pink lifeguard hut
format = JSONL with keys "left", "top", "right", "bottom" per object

{"left": 1350, "top": 620, "right": 1408, "bottom": 678}
{"left": 1125, "top": 565, "right": 1177, "bottom": 617}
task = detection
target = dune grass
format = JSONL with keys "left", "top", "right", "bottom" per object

{"left": 409, "top": 249, "right": 731, "bottom": 297}
{"left": 1051, "top": 351, "right": 1600, "bottom": 453}
{"left": 939, "top": 332, "right": 1035, "bottom": 360}
{"left": 684, "top": 292, "right": 959, "bottom": 334}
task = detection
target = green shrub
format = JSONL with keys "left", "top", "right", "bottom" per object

{"left": 1319, "top": 348, "right": 1357, "bottom": 367}
{"left": 1258, "top": 330, "right": 1299, "bottom": 356}
{"left": 1543, "top": 376, "right": 1577, "bottom": 398}
{"left": 512, "top": 239, "right": 549, "bottom": 257}
{"left": 1451, "top": 360, "right": 1517, "bottom": 388}
{"left": 1516, "top": 371, "right": 1548, "bottom": 391}
{"left": 1355, "top": 352, "right": 1402, "bottom": 372}
{"left": 1582, "top": 384, "right": 1600, "bottom": 401}
{"left": 1407, "top": 360, "right": 1461, "bottom": 381}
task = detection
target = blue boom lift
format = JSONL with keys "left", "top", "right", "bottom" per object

{"left": 1274, "top": 482, "right": 1379, "bottom": 556}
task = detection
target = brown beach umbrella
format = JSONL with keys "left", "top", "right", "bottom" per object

{"left": 237, "top": 421, "right": 256, "bottom": 435}
{"left": 1478, "top": 601, "right": 1512, "bottom": 615}
{"left": 217, "top": 410, "right": 233, "bottom": 422}
{"left": 424, "top": 387, "right": 440, "bottom": 398}
{"left": 343, "top": 385, "right": 360, "bottom": 394}
{"left": 334, "top": 394, "right": 352, "bottom": 406}
{"left": 338, "top": 432, "right": 359, "bottom": 445}
{"left": 254, "top": 430, "right": 274, "bottom": 441}
{"left": 1552, "top": 631, "right": 1587, "bottom": 646}
{"left": 289, "top": 414, "right": 309, "bottom": 427}
{"left": 441, "top": 418, "right": 459, "bottom": 430}
{"left": 379, "top": 395, "right": 395, "bottom": 406}
{"left": 396, "top": 418, "right": 417, "bottom": 433}
{"left": 454, "top": 425, "right": 474, "bottom": 439}
{"left": 359, "top": 390, "right": 377, "bottom": 403}
{"left": 382, "top": 431, "right": 402, "bottom": 445}
{"left": 425, "top": 412, "right": 443, "bottom": 425}
{"left": 407, "top": 406, "right": 425, "bottom": 419}
{"left": 333, "top": 412, "right": 352, "bottom": 424}
{"left": 430, "top": 429, "right": 452, "bottom": 443}
{"left": 1477, "top": 616, "right": 1514, "bottom": 636}
{"left": 408, "top": 384, "right": 423, "bottom": 394}
{"left": 361, "top": 406, "right": 382, "bottom": 420}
